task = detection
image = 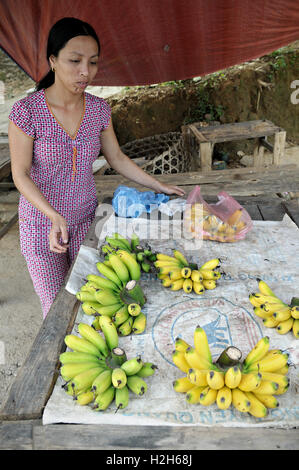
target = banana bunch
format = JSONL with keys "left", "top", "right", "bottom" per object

{"left": 76, "top": 248, "right": 148, "bottom": 336}
{"left": 249, "top": 279, "right": 299, "bottom": 339}
{"left": 184, "top": 204, "right": 247, "bottom": 243}
{"left": 99, "top": 232, "right": 157, "bottom": 274}
{"left": 172, "top": 326, "right": 290, "bottom": 418}
{"left": 155, "top": 251, "right": 222, "bottom": 294}
{"left": 60, "top": 324, "right": 157, "bottom": 411}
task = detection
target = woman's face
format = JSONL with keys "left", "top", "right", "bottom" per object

{"left": 49, "top": 35, "right": 99, "bottom": 94}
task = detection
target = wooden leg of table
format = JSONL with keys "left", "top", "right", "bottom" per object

{"left": 273, "top": 131, "right": 286, "bottom": 165}
{"left": 253, "top": 139, "right": 265, "bottom": 167}
{"left": 200, "top": 142, "right": 212, "bottom": 171}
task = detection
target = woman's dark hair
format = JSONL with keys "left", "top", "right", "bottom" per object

{"left": 36, "top": 17, "right": 100, "bottom": 91}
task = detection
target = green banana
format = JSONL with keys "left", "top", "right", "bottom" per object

{"left": 77, "top": 323, "right": 109, "bottom": 357}
{"left": 118, "top": 316, "right": 133, "bottom": 336}
{"left": 76, "top": 291, "right": 97, "bottom": 302}
{"left": 98, "top": 315, "right": 119, "bottom": 350}
{"left": 94, "top": 288, "right": 122, "bottom": 306}
{"left": 116, "top": 250, "right": 141, "bottom": 281}
{"left": 121, "top": 356, "right": 143, "bottom": 376}
{"left": 90, "top": 302, "right": 124, "bottom": 317}
{"left": 81, "top": 301, "right": 105, "bottom": 316}
{"left": 70, "top": 366, "right": 105, "bottom": 394}
{"left": 112, "top": 367, "right": 127, "bottom": 389}
{"left": 96, "top": 262, "right": 123, "bottom": 288}
{"left": 85, "top": 274, "right": 120, "bottom": 291}
{"left": 130, "top": 233, "right": 140, "bottom": 251}
{"left": 94, "top": 385, "right": 115, "bottom": 411}
{"left": 108, "top": 253, "right": 130, "bottom": 284}
{"left": 136, "top": 362, "right": 158, "bottom": 377}
{"left": 64, "top": 334, "right": 102, "bottom": 357}
{"left": 132, "top": 312, "right": 147, "bottom": 334}
{"left": 128, "top": 303, "right": 141, "bottom": 316}
{"left": 127, "top": 375, "right": 148, "bottom": 396}
{"left": 91, "top": 369, "right": 113, "bottom": 395}
{"left": 59, "top": 351, "right": 102, "bottom": 365}
{"left": 61, "top": 363, "right": 106, "bottom": 382}
{"left": 105, "top": 236, "right": 131, "bottom": 251}
{"left": 115, "top": 385, "right": 130, "bottom": 411}
{"left": 112, "top": 304, "right": 130, "bottom": 327}
{"left": 110, "top": 233, "right": 132, "bottom": 251}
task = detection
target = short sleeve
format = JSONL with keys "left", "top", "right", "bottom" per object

{"left": 99, "top": 98, "right": 111, "bottom": 131}
{"left": 9, "top": 99, "right": 35, "bottom": 139}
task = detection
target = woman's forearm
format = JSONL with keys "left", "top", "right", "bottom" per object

{"left": 108, "top": 151, "right": 164, "bottom": 192}
{"left": 13, "top": 172, "right": 60, "bottom": 222}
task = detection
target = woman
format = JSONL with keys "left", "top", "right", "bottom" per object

{"left": 8, "top": 17, "right": 185, "bottom": 319}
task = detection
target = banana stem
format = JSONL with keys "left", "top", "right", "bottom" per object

{"left": 216, "top": 346, "right": 242, "bottom": 369}
{"left": 111, "top": 347, "right": 127, "bottom": 366}
{"left": 121, "top": 280, "right": 146, "bottom": 306}
{"left": 290, "top": 297, "right": 299, "bottom": 307}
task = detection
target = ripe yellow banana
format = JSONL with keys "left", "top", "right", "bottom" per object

{"left": 260, "top": 372, "right": 289, "bottom": 391}
{"left": 198, "top": 386, "right": 217, "bottom": 406}
{"left": 173, "top": 249, "right": 189, "bottom": 266}
{"left": 202, "top": 279, "right": 217, "bottom": 290}
{"left": 193, "top": 281, "right": 205, "bottom": 294}
{"left": 173, "top": 376, "right": 195, "bottom": 393}
{"left": 262, "top": 316, "right": 280, "bottom": 328}
{"left": 232, "top": 388, "right": 251, "bottom": 413}
{"left": 132, "top": 312, "right": 147, "bottom": 334}
{"left": 257, "top": 279, "right": 279, "bottom": 297}
{"left": 254, "top": 393, "right": 279, "bottom": 409}
{"left": 245, "top": 392, "right": 268, "bottom": 418}
{"left": 170, "top": 270, "right": 184, "bottom": 281}
{"left": 216, "top": 386, "right": 232, "bottom": 410}
{"left": 186, "top": 386, "right": 206, "bottom": 404}
{"left": 154, "top": 260, "right": 182, "bottom": 269}
{"left": 291, "top": 306, "right": 299, "bottom": 319}
{"left": 243, "top": 336, "right": 270, "bottom": 371}
{"left": 238, "top": 372, "right": 262, "bottom": 392}
{"left": 224, "top": 366, "right": 242, "bottom": 389}
{"left": 174, "top": 337, "right": 191, "bottom": 353}
{"left": 187, "top": 368, "right": 209, "bottom": 387}
{"left": 172, "top": 350, "right": 190, "bottom": 373}
{"left": 292, "top": 318, "right": 299, "bottom": 338}
{"left": 200, "top": 269, "right": 220, "bottom": 280}
{"left": 206, "top": 370, "right": 225, "bottom": 390}
{"left": 246, "top": 352, "right": 289, "bottom": 373}
{"left": 194, "top": 326, "right": 212, "bottom": 364}
{"left": 276, "top": 317, "right": 294, "bottom": 335}
{"left": 183, "top": 278, "right": 193, "bottom": 293}
{"left": 75, "top": 389, "right": 94, "bottom": 406}
{"left": 185, "top": 347, "right": 218, "bottom": 371}
{"left": 254, "top": 380, "right": 279, "bottom": 395}
{"left": 191, "top": 270, "right": 203, "bottom": 283}
{"left": 170, "top": 278, "right": 185, "bottom": 291}
{"left": 253, "top": 306, "right": 273, "bottom": 319}
{"left": 181, "top": 267, "right": 192, "bottom": 278}
{"left": 272, "top": 308, "right": 292, "bottom": 322}
{"left": 199, "top": 258, "right": 221, "bottom": 270}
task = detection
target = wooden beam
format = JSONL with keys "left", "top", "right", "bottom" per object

{"left": 273, "top": 131, "right": 286, "bottom": 165}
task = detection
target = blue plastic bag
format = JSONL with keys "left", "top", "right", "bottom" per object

{"left": 112, "top": 185, "right": 170, "bottom": 218}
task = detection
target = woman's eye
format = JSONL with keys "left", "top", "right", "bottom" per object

{"left": 70, "top": 60, "right": 80, "bottom": 63}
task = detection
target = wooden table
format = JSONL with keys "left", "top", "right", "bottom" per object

{"left": 1, "top": 169, "right": 299, "bottom": 450}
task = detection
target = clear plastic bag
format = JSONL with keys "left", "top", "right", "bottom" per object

{"left": 183, "top": 186, "right": 253, "bottom": 242}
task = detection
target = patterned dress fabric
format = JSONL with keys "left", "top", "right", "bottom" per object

{"left": 9, "top": 89, "right": 111, "bottom": 318}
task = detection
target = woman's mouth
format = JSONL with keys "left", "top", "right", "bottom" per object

{"left": 76, "top": 81, "right": 88, "bottom": 89}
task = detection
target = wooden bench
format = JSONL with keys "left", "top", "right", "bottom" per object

{"left": 183, "top": 120, "right": 286, "bottom": 171}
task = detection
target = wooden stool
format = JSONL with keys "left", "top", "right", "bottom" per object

{"left": 183, "top": 120, "right": 286, "bottom": 171}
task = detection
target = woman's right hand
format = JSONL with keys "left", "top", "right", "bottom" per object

{"left": 49, "top": 214, "right": 69, "bottom": 253}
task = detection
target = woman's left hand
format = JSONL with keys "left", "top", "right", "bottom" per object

{"left": 157, "top": 183, "right": 186, "bottom": 197}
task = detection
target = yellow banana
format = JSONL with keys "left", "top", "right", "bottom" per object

{"left": 254, "top": 393, "right": 279, "bottom": 409}
{"left": 216, "top": 386, "right": 232, "bottom": 410}
{"left": 291, "top": 306, "right": 299, "bottom": 319}
{"left": 183, "top": 278, "right": 193, "bottom": 293}
{"left": 156, "top": 253, "right": 181, "bottom": 263}
{"left": 193, "top": 281, "right": 205, "bottom": 294}
{"left": 243, "top": 336, "right": 270, "bottom": 370}
{"left": 127, "top": 303, "right": 141, "bottom": 316}
{"left": 111, "top": 367, "right": 127, "bottom": 389}
{"left": 98, "top": 315, "right": 119, "bottom": 350}
{"left": 254, "top": 380, "right": 279, "bottom": 395}
{"left": 199, "top": 258, "right": 221, "bottom": 270}
{"left": 260, "top": 372, "right": 289, "bottom": 391}
{"left": 91, "top": 369, "right": 113, "bottom": 395}
{"left": 263, "top": 316, "right": 280, "bottom": 328}
{"left": 206, "top": 370, "right": 225, "bottom": 390}
{"left": 262, "top": 304, "right": 291, "bottom": 315}
{"left": 181, "top": 267, "right": 192, "bottom": 278}
{"left": 257, "top": 279, "right": 279, "bottom": 297}
{"left": 173, "top": 376, "right": 195, "bottom": 393}
{"left": 187, "top": 368, "right": 209, "bottom": 387}
{"left": 77, "top": 323, "right": 109, "bottom": 357}
{"left": 132, "top": 312, "right": 147, "bottom": 334}
{"left": 191, "top": 270, "right": 203, "bottom": 283}
{"left": 60, "top": 362, "right": 105, "bottom": 382}
{"left": 75, "top": 389, "right": 94, "bottom": 406}
{"left": 292, "top": 318, "right": 299, "bottom": 338}
{"left": 174, "top": 337, "right": 191, "bottom": 353}
{"left": 112, "top": 304, "right": 130, "bottom": 327}
{"left": 238, "top": 372, "right": 262, "bottom": 392}
{"left": 154, "top": 260, "right": 182, "bottom": 269}
{"left": 161, "top": 276, "right": 173, "bottom": 287}
{"left": 272, "top": 308, "right": 292, "bottom": 322}
{"left": 70, "top": 366, "right": 105, "bottom": 394}
{"left": 232, "top": 388, "right": 251, "bottom": 412}
{"left": 170, "top": 270, "right": 184, "bottom": 281}
{"left": 198, "top": 386, "right": 217, "bottom": 406}
{"left": 245, "top": 392, "right": 268, "bottom": 418}
{"left": 186, "top": 386, "right": 206, "bottom": 404}
{"left": 252, "top": 293, "right": 287, "bottom": 307}
{"left": 224, "top": 366, "right": 242, "bottom": 389}
{"left": 246, "top": 352, "right": 289, "bottom": 373}
{"left": 64, "top": 334, "right": 102, "bottom": 357}
{"left": 173, "top": 249, "right": 189, "bottom": 266}
{"left": 172, "top": 350, "right": 190, "bottom": 373}
{"left": 170, "top": 278, "right": 185, "bottom": 291}
{"left": 253, "top": 306, "right": 273, "bottom": 319}
{"left": 276, "top": 317, "right": 294, "bottom": 335}
{"left": 116, "top": 250, "right": 141, "bottom": 281}
{"left": 202, "top": 280, "right": 217, "bottom": 290}
{"left": 194, "top": 326, "right": 213, "bottom": 364}
{"left": 200, "top": 269, "right": 220, "bottom": 280}
{"left": 185, "top": 347, "right": 218, "bottom": 371}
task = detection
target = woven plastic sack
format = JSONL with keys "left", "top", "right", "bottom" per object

{"left": 183, "top": 186, "right": 253, "bottom": 242}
